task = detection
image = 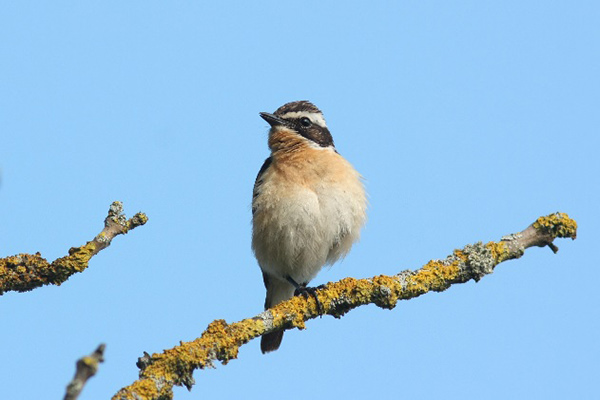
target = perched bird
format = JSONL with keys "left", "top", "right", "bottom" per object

{"left": 252, "top": 100, "right": 367, "bottom": 353}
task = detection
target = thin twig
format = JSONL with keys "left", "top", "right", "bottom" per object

{"left": 0, "top": 202, "right": 148, "bottom": 295}
{"left": 64, "top": 344, "right": 106, "bottom": 400}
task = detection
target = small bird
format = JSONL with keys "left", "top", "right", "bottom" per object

{"left": 252, "top": 100, "right": 367, "bottom": 353}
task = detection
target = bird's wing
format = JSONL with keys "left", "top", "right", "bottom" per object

{"left": 252, "top": 156, "right": 273, "bottom": 215}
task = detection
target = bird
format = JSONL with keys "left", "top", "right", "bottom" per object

{"left": 251, "top": 100, "right": 367, "bottom": 353}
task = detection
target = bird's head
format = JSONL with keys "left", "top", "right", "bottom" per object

{"left": 260, "top": 101, "right": 334, "bottom": 150}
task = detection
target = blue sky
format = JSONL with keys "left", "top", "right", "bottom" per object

{"left": 1, "top": 2, "right": 598, "bottom": 399}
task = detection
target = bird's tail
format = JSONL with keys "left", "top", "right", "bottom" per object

{"left": 261, "top": 273, "right": 295, "bottom": 353}
{"left": 261, "top": 330, "right": 284, "bottom": 354}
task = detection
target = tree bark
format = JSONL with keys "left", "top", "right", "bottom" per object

{"left": 0, "top": 201, "right": 147, "bottom": 295}
{"left": 113, "top": 212, "right": 577, "bottom": 400}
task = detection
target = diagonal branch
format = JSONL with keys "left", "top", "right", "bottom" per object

{"left": 113, "top": 212, "right": 577, "bottom": 400}
{"left": 0, "top": 201, "right": 148, "bottom": 295}
{"left": 64, "top": 344, "right": 106, "bottom": 400}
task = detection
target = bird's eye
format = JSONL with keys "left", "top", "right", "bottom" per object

{"left": 300, "top": 117, "right": 312, "bottom": 127}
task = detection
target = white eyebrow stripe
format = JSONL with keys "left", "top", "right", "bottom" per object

{"left": 278, "top": 111, "right": 327, "bottom": 128}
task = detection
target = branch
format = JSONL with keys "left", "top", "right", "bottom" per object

{"left": 113, "top": 212, "right": 577, "bottom": 400}
{"left": 64, "top": 344, "right": 106, "bottom": 400}
{"left": 0, "top": 201, "right": 148, "bottom": 295}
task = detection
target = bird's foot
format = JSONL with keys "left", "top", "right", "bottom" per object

{"left": 287, "top": 276, "right": 326, "bottom": 316}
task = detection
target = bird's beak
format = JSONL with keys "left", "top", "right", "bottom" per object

{"left": 260, "top": 112, "right": 286, "bottom": 127}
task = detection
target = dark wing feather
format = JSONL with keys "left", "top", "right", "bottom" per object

{"left": 252, "top": 156, "right": 272, "bottom": 215}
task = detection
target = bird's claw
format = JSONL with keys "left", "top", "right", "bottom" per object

{"left": 294, "top": 285, "right": 326, "bottom": 316}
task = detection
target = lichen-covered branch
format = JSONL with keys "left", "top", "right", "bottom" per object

{"left": 64, "top": 344, "right": 106, "bottom": 400}
{"left": 0, "top": 201, "right": 148, "bottom": 295}
{"left": 113, "top": 212, "right": 577, "bottom": 400}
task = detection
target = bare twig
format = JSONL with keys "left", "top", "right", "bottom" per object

{"left": 0, "top": 201, "right": 148, "bottom": 295}
{"left": 64, "top": 344, "right": 106, "bottom": 400}
{"left": 113, "top": 212, "right": 577, "bottom": 400}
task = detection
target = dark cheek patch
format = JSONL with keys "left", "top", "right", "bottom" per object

{"left": 302, "top": 126, "right": 334, "bottom": 147}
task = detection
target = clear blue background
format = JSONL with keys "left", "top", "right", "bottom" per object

{"left": 1, "top": 2, "right": 597, "bottom": 399}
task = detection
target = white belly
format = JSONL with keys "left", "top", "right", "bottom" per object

{"left": 252, "top": 172, "right": 366, "bottom": 285}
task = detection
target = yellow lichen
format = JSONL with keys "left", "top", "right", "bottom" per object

{"left": 486, "top": 241, "right": 510, "bottom": 263}
{"left": 115, "top": 378, "right": 162, "bottom": 400}
{"left": 111, "top": 212, "right": 578, "bottom": 400}
{"left": 533, "top": 213, "right": 578, "bottom": 239}
{"left": 230, "top": 318, "right": 265, "bottom": 343}
{"left": 370, "top": 275, "right": 401, "bottom": 306}
{"left": 81, "top": 355, "right": 99, "bottom": 369}
{"left": 453, "top": 249, "right": 469, "bottom": 263}
{"left": 405, "top": 259, "right": 461, "bottom": 294}
{"left": 133, "top": 213, "right": 149, "bottom": 226}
